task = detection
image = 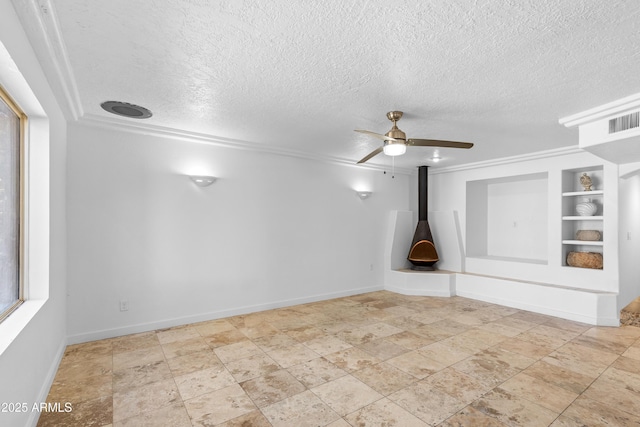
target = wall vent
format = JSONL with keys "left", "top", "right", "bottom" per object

{"left": 609, "top": 111, "right": 639, "bottom": 134}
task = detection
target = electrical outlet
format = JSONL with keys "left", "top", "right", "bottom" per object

{"left": 120, "top": 300, "right": 129, "bottom": 312}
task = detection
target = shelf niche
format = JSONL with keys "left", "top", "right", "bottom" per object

{"left": 561, "top": 166, "right": 604, "bottom": 268}
{"left": 466, "top": 172, "right": 548, "bottom": 265}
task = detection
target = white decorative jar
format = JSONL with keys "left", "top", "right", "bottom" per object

{"left": 576, "top": 201, "right": 597, "bottom": 216}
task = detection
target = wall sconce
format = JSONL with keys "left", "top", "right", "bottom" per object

{"left": 189, "top": 175, "right": 217, "bottom": 187}
{"left": 356, "top": 191, "right": 372, "bottom": 200}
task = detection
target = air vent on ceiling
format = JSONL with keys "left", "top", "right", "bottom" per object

{"left": 100, "top": 101, "right": 152, "bottom": 119}
{"left": 609, "top": 111, "right": 639, "bottom": 134}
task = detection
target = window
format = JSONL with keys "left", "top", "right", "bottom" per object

{"left": 0, "top": 86, "right": 25, "bottom": 322}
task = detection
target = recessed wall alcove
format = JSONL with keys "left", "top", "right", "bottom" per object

{"left": 466, "top": 172, "right": 549, "bottom": 264}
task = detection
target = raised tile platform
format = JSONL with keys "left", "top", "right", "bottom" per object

{"left": 621, "top": 297, "right": 640, "bottom": 327}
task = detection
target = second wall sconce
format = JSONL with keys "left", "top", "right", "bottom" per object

{"left": 189, "top": 175, "right": 217, "bottom": 187}
{"left": 356, "top": 191, "right": 372, "bottom": 200}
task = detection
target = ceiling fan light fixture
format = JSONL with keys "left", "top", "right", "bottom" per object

{"left": 383, "top": 142, "right": 406, "bottom": 156}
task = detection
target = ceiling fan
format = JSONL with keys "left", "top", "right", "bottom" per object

{"left": 355, "top": 111, "right": 473, "bottom": 164}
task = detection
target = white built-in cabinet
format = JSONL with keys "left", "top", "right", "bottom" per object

{"left": 561, "top": 166, "right": 604, "bottom": 268}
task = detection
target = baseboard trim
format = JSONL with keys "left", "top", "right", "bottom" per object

{"left": 66, "top": 285, "right": 383, "bottom": 344}
{"left": 28, "top": 339, "right": 67, "bottom": 427}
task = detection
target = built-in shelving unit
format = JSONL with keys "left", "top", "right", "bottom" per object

{"left": 561, "top": 166, "right": 604, "bottom": 269}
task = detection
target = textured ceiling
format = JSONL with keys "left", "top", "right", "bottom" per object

{"left": 17, "top": 0, "right": 640, "bottom": 169}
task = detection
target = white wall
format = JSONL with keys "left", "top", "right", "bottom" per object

{"left": 486, "top": 176, "right": 548, "bottom": 261}
{"left": 66, "top": 123, "right": 410, "bottom": 342}
{"left": 0, "top": 3, "right": 67, "bottom": 427}
{"left": 618, "top": 165, "right": 640, "bottom": 310}
{"left": 429, "top": 150, "right": 620, "bottom": 293}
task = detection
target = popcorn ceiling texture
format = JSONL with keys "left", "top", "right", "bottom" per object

{"left": 42, "top": 1, "right": 640, "bottom": 167}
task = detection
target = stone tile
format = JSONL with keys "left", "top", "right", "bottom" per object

{"left": 252, "top": 332, "right": 299, "bottom": 352}
{"left": 498, "top": 372, "right": 578, "bottom": 413}
{"left": 113, "top": 346, "right": 165, "bottom": 371}
{"left": 261, "top": 390, "right": 340, "bottom": 427}
{"left": 411, "top": 320, "right": 469, "bottom": 341}
{"left": 527, "top": 324, "right": 581, "bottom": 343}
{"left": 452, "top": 353, "right": 522, "bottom": 388}
{"left": 216, "top": 410, "right": 272, "bottom": 427}
{"left": 560, "top": 395, "right": 640, "bottom": 426}
{"left": 489, "top": 316, "right": 538, "bottom": 333}
{"left": 388, "top": 381, "right": 466, "bottom": 425}
{"left": 184, "top": 384, "right": 256, "bottom": 426}
{"left": 360, "top": 321, "right": 404, "bottom": 338}
{"left": 113, "top": 360, "right": 173, "bottom": 392}
{"left": 267, "top": 343, "right": 321, "bottom": 368}
{"left": 523, "top": 360, "right": 595, "bottom": 395}
{"left": 286, "top": 357, "right": 347, "bottom": 388}
{"left": 358, "top": 338, "right": 410, "bottom": 360}
{"left": 174, "top": 364, "right": 237, "bottom": 400}
{"left": 317, "top": 320, "right": 351, "bottom": 334}
{"left": 610, "top": 354, "right": 640, "bottom": 375}
{"left": 581, "top": 367, "right": 640, "bottom": 415}
{"left": 161, "top": 336, "right": 210, "bottom": 359}
{"left": 65, "top": 339, "right": 113, "bottom": 357}
{"left": 384, "top": 315, "right": 424, "bottom": 330}
{"left": 112, "top": 332, "right": 160, "bottom": 353}
{"left": 155, "top": 326, "right": 200, "bottom": 344}
{"left": 311, "top": 375, "right": 383, "bottom": 416}
{"left": 240, "top": 369, "right": 306, "bottom": 408}
{"left": 622, "top": 344, "right": 640, "bottom": 361}
{"left": 423, "top": 367, "right": 492, "bottom": 404}
{"left": 440, "top": 406, "right": 509, "bottom": 427}
{"left": 214, "top": 340, "right": 264, "bottom": 364}
{"left": 112, "top": 378, "right": 180, "bottom": 421}
{"left": 225, "top": 352, "right": 280, "bottom": 382}
{"left": 352, "top": 362, "right": 417, "bottom": 395}
{"left": 54, "top": 354, "right": 113, "bottom": 382}
{"left": 543, "top": 341, "right": 618, "bottom": 378}
{"left": 384, "top": 331, "right": 435, "bottom": 350}
{"left": 285, "top": 325, "right": 327, "bottom": 342}
{"left": 303, "top": 335, "right": 353, "bottom": 356}
{"left": 387, "top": 350, "right": 447, "bottom": 379}
{"left": 47, "top": 374, "right": 112, "bottom": 404}
{"left": 236, "top": 322, "right": 280, "bottom": 339}
{"left": 542, "top": 317, "right": 591, "bottom": 335}
{"left": 477, "top": 320, "right": 527, "bottom": 338}
{"left": 193, "top": 319, "right": 237, "bottom": 337}
{"left": 417, "top": 341, "right": 473, "bottom": 366}
{"left": 445, "top": 329, "right": 508, "bottom": 353}
{"left": 324, "top": 347, "right": 381, "bottom": 373}
{"left": 549, "top": 415, "right": 588, "bottom": 427}
{"left": 344, "top": 398, "right": 428, "bottom": 426}
{"left": 335, "top": 327, "right": 380, "bottom": 346}
{"left": 506, "top": 311, "right": 553, "bottom": 324}
{"left": 204, "top": 329, "right": 249, "bottom": 348}
{"left": 37, "top": 395, "right": 112, "bottom": 427}
{"left": 570, "top": 333, "right": 630, "bottom": 355}
{"left": 166, "top": 349, "right": 222, "bottom": 377}
{"left": 493, "top": 337, "right": 555, "bottom": 359}
{"left": 470, "top": 388, "right": 559, "bottom": 427}
{"left": 113, "top": 402, "right": 191, "bottom": 427}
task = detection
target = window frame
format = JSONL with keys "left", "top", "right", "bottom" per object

{"left": 0, "top": 84, "right": 26, "bottom": 323}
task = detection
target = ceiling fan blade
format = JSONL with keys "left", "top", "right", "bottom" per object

{"left": 357, "top": 146, "right": 384, "bottom": 164}
{"left": 407, "top": 139, "right": 473, "bottom": 149}
{"left": 355, "top": 129, "right": 400, "bottom": 142}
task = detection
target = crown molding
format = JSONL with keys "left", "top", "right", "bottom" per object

{"left": 78, "top": 113, "right": 415, "bottom": 175}
{"left": 429, "top": 146, "right": 584, "bottom": 175}
{"left": 17, "top": 0, "right": 83, "bottom": 120}
{"left": 559, "top": 92, "right": 640, "bottom": 128}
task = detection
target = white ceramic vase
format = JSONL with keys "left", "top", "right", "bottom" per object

{"left": 576, "top": 201, "right": 597, "bottom": 216}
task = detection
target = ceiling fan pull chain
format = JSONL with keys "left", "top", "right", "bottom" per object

{"left": 392, "top": 156, "right": 395, "bottom": 178}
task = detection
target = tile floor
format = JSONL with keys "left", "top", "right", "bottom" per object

{"left": 37, "top": 291, "right": 640, "bottom": 426}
